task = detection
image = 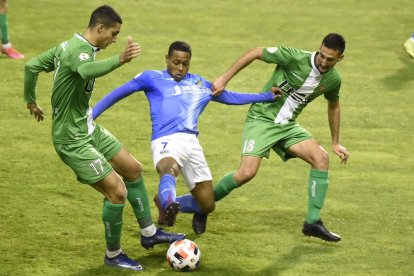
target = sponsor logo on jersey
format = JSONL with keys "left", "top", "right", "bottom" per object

{"left": 266, "top": 47, "right": 278, "bottom": 54}
{"left": 79, "top": 53, "right": 90, "bottom": 61}
{"left": 290, "top": 71, "right": 304, "bottom": 82}
{"left": 160, "top": 149, "right": 170, "bottom": 155}
{"left": 172, "top": 84, "right": 208, "bottom": 96}
{"left": 60, "top": 41, "right": 69, "bottom": 50}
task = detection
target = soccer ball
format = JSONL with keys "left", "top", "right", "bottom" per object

{"left": 166, "top": 239, "right": 201, "bottom": 272}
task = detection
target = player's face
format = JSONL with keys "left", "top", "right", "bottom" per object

{"left": 97, "top": 23, "right": 121, "bottom": 49}
{"left": 315, "top": 44, "right": 344, "bottom": 74}
{"left": 166, "top": 50, "right": 191, "bottom": 81}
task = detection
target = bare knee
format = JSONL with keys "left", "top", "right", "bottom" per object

{"left": 110, "top": 149, "right": 143, "bottom": 181}
{"left": 94, "top": 176, "right": 128, "bottom": 204}
{"left": 234, "top": 167, "right": 257, "bottom": 185}
{"left": 156, "top": 157, "right": 180, "bottom": 178}
{"left": 126, "top": 161, "right": 143, "bottom": 181}
{"left": 312, "top": 149, "right": 329, "bottom": 170}
{"left": 106, "top": 184, "right": 127, "bottom": 204}
{"left": 118, "top": 159, "right": 143, "bottom": 182}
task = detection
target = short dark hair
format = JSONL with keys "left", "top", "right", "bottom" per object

{"left": 88, "top": 5, "right": 122, "bottom": 28}
{"left": 168, "top": 41, "right": 192, "bottom": 58}
{"left": 322, "top": 33, "right": 346, "bottom": 54}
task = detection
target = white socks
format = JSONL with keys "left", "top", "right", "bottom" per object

{"left": 106, "top": 248, "right": 122, "bottom": 258}
{"left": 2, "top": 42, "right": 11, "bottom": 49}
{"left": 140, "top": 223, "right": 157, "bottom": 237}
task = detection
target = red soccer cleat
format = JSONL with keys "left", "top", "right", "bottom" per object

{"left": 2, "top": 46, "right": 24, "bottom": 59}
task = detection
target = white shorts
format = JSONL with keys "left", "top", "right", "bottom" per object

{"left": 151, "top": 132, "right": 213, "bottom": 190}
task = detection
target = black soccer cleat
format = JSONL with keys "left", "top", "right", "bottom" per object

{"left": 153, "top": 194, "right": 165, "bottom": 225}
{"left": 302, "top": 219, "right": 341, "bottom": 242}
{"left": 141, "top": 228, "right": 185, "bottom": 250}
{"left": 192, "top": 212, "right": 208, "bottom": 234}
{"left": 164, "top": 202, "right": 181, "bottom": 227}
{"left": 153, "top": 195, "right": 181, "bottom": 227}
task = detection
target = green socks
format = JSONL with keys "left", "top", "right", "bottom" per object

{"left": 214, "top": 172, "right": 239, "bottom": 201}
{"left": 125, "top": 177, "right": 152, "bottom": 229}
{"left": 306, "top": 169, "right": 329, "bottom": 223}
{"left": 102, "top": 200, "right": 124, "bottom": 251}
{"left": 102, "top": 178, "right": 155, "bottom": 251}
{"left": 0, "top": 13, "right": 9, "bottom": 44}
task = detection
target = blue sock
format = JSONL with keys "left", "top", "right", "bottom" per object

{"left": 158, "top": 174, "right": 177, "bottom": 209}
{"left": 176, "top": 194, "right": 200, "bottom": 213}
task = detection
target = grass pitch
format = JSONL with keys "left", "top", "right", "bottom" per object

{"left": 1, "top": 0, "right": 413, "bottom": 275}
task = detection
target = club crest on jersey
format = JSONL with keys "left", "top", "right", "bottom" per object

{"left": 79, "top": 53, "right": 90, "bottom": 61}
{"left": 266, "top": 47, "right": 278, "bottom": 54}
{"left": 319, "top": 85, "right": 326, "bottom": 93}
{"left": 60, "top": 41, "right": 69, "bottom": 51}
{"left": 195, "top": 79, "right": 203, "bottom": 87}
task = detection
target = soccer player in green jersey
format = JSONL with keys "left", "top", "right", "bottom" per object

{"left": 24, "top": 5, "right": 184, "bottom": 271}
{"left": 0, "top": 0, "right": 24, "bottom": 58}
{"left": 206, "top": 33, "right": 350, "bottom": 242}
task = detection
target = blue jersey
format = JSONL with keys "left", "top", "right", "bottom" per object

{"left": 93, "top": 70, "right": 274, "bottom": 140}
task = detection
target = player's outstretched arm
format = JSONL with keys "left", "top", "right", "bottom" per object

{"left": 119, "top": 36, "right": 141, "bottom": 65}
{"left": 212, "top": 47, "right": 263, "bottom": 96}
{"left": 212, "top": 86, "right": 282, "bottom": 105}
{"left": 92, "top": 79, "right": 138, "bottom": 119}
{"left": 77, "top": 37, "right": 140, "bottom": 79}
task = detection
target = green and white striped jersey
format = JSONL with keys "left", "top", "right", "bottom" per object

{"left": 247, "top": 46, "right": 341, "bottom": 124}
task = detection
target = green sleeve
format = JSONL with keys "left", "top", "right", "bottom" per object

{"left": 324, "top": 81, "right": 341, "bottom": 102}
{"left": 323, "top": 70, "right": 342, "bottom": 102}
{"left": 261, "top": 46, "right": 293, "bottom": 65}
{"left": 24, "top": 47, "right": 57, "bottom": 104}
{"left": 77, "top": 54, "right": 121, "bottom": 80}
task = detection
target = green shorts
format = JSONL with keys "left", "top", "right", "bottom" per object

{"left": 241, "top": 120, "right": 313, "bottom": 161}
{"left": 53, "top": 124, "right": 123, "bottom": 185}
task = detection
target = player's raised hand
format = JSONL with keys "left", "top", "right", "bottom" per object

{"left": 211, "top": 76, "right": 227, "bottom": 96}
{"left": 27, "top": 103, "right": 45, "bottom": 122}
{"left": 332, "top": 143, "right": 350, "bottom": 164}
{"left": 270, "top": 86, "right": 283, "bottom": 100}
{"left": 119, "top": 36, "right": 141, "bottom": 64}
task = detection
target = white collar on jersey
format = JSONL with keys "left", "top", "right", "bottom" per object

{"left": 74, "top": 33, "right": 100, "bottom": 52}
{"left": 310, "top": 52, "right": 321, "bottom": 75}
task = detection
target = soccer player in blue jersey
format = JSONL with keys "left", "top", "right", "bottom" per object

{"left": 93, "top": 41, "right": 282, "bottom": 234}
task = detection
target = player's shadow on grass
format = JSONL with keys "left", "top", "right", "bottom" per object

{"left": 258, "top": 243, "right": 337, "bottom": 276}
{"left": 73, "top": 244, "right": 337, "bottom": 276}
{"left": 55, "top": 191, "right": 76, "bottom": 199}
{"left": 75, "top": 249, "right": 170, "bottom": 275}
{"left": 381, "top": 55, "right": 414, "bottom": 91}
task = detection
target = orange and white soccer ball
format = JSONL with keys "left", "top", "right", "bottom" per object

{"left": 166, "top": 239, "right": 201, "bottom": 272}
